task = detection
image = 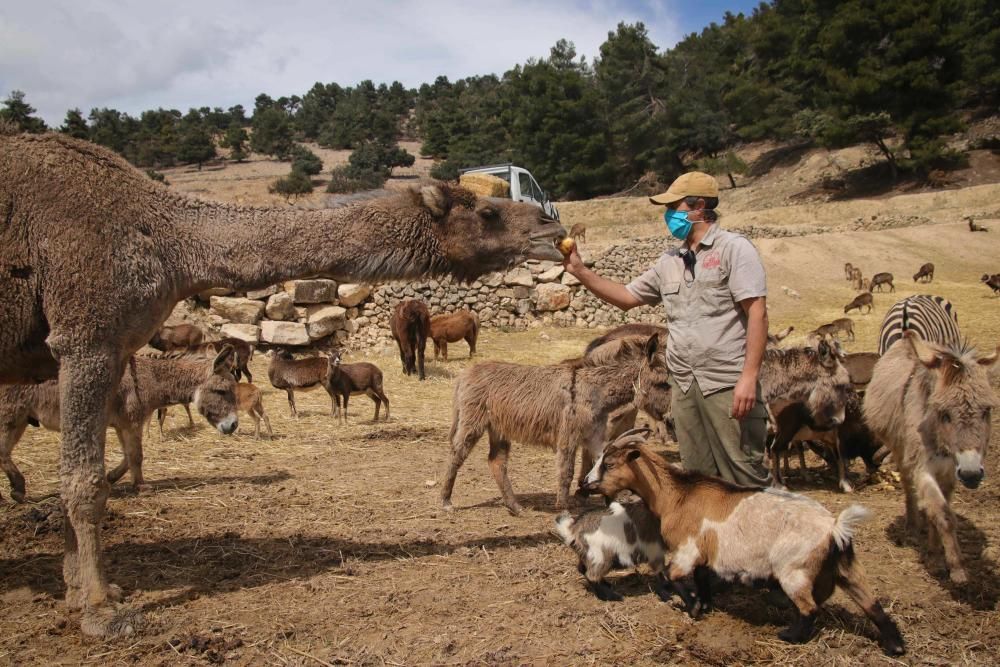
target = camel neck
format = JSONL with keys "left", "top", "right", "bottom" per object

{"left": 172, "top": 198, "right": 439, "bottom": 296}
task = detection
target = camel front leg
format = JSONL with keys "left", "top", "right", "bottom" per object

{"left": 58, "top": 351, "right": 137, "bottom": 637}
{"left": 0, "top": 421, "right": 29, "bottom": 502}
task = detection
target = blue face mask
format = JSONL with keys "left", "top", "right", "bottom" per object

{"left": 664, "top": 209, "right": 692, "bottom": 240}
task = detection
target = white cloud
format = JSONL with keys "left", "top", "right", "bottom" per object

{"left": 0, "top": 1, "right": 682, "bottom": 125}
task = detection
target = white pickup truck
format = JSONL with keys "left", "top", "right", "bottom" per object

{"left": 459, "top": 164, "right": 560, "bottom": 221}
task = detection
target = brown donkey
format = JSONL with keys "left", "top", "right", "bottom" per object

{"left": 390, "top": 299, "right": 431, "bottom": 379}
{"left": 441, "top": 335, "right": 670, "bottom": 515}
{"left": 430, "top": 309, "right": 479, "bottom": 361}
{"left": 0, "top": 130, "right": 565, "bottom": 636}
{"left": 1, "top": 347, "right": 239, "bottom": 502}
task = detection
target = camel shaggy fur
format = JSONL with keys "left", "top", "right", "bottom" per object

{"left": 440, "top": 335, "right": 670, "bottom": 515}
{"left": 1, "top": 348, "right": 239, "bottom": 502}
{"left": 0, "top": 130, "right": 565, "bottom": 636}
{"left": 863, "top": 331, "right": 999, "bottom": 583}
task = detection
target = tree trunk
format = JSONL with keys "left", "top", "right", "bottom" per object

{"left": 874, "top": 136, "right": 898, "bottom": 181}
{"left": 726, "top": 172, "right": 737, "bottom": 189}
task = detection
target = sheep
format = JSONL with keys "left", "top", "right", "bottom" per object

{"left": 555, "top": 493, "right": 684, "bottom": 603}
{"left": 811, "top": 317, "right": 854, "bottom": 342}
{"left": 844, "top": 292, "right": 873, "bottom": 314}
{"left": 982, "top": 273, "right": 1000, "bottom": 295}
{"left": 267, "top": 349, "right": 338, "bottom": 417}
{"left": 582, "top": 429, "right": 905, "bottom": 656}
{"left": 326, "top": 349, "right": 390, "bottom": 423}
{"left": 870, "top": 272, "right": 894, "bottom": 293}
{"left": 429, "top": 309, "right": 479, "bottom": 361}
{"left": 912, "top": 263, "right": 934, "bottom": 283}
{"left": 235, "top": 382, "right": 273, "bottom": 440}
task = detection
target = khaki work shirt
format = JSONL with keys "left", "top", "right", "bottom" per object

{"left": 625, "top": 224, "right": 767, "bottom": 395}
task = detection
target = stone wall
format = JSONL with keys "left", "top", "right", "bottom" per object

{"left": 185, "top": 238, "right": 674, "bottom": 349}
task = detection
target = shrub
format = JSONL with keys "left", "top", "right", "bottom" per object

{"left": 326, "top": 165, "right": 386, "bottom": 193}
{"left": 270, "top": 168, "right": 314, "bottom": 203}
{"left": 291, "top": 144, "right": 323, "bottom": 175}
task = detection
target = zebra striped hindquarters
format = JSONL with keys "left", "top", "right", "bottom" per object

{"left": 877, "top": 295, "right": 960, "bottom": 355}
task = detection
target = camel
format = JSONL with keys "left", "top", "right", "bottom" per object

{"left": 0, "top": 130, "right": 566, "bottom": 637}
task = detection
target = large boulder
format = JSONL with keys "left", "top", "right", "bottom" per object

{"left": 260, "top": 321, "right": 310, "bottom": 346}
{"left": 220, "top": 323, "right": 261, "bottom": 344}
{"left": 265, "top": 292, "right": 296, "bottom": 321}
{"left": 292, "top": 279, "right": 339, "bottom": 304}
{"left": 535, "top": 283, "right": 572, "bottom": 311}
{"left": 337, "top": 283, "right": 372, "bottom": 308}
{"left": 306, "top": 305, "right": 348, "bottom": 340}
{"left": 209, "top": 296, "right": 266, "bottom": 324}
{"left": 503, "top": 268, "right": 533, "bottom": 287}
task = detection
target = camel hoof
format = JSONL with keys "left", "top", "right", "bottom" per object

{"left": 839, "top": 480, "right": 854, "bottom": 493}
{"left": 11, "top": 490, "right": 26, "bottom": 503}
{"left": 80, "top": 603, "right": 144, "bottom": 638}
{"left": 506, "top": 504, "right": 525, "bottom": 516}
{"left": 949, "top": 568, "right": 969, "bottom": 585}
{"left": 441, "top": 501, "right": 454, "bottom": 513}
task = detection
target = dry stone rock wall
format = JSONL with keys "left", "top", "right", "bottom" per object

{"left": 179, "top": 238, "right": 673, "bottom": 349}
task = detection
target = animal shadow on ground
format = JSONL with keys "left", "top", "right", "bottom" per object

{"left": 112, "top": 471, "right": 294, "bottom": 497}
{"left": 461, "top": 492, "right": 608, "bottom": 515}
{"left": 886, "top": 514, "right": 999, "bottom": 610}
{"left": 0, "top": 531, "right": 553, "bottom": 608}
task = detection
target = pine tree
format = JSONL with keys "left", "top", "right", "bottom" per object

{"left": 0, "top": 91, "right": 48, "bottom": 133}
{"left": 176, "top": 110, "right": 217, "bottom": 169}
{"left": 60, "top": 108, "right": 90, "bottom": 139}
{"left": 250, "top": 107, "right": 295, "bottom": 159}
{"left": 221, "top": 121, "right": 250, "bottom": 162}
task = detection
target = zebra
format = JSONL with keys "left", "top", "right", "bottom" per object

{"left": 877, "top": 295, "right": 960, "bottom": 355}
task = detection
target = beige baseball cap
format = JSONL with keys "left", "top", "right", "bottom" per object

{"left": 649, "top": 171, "right": 719, "bottom": 205}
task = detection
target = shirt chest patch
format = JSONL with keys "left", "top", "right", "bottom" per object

{"left": 701, "top": 250, "right": 721, "bottom": 270}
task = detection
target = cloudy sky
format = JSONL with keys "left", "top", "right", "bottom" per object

{"left": 1, "top": 0, "right": 760, "bottom": 125}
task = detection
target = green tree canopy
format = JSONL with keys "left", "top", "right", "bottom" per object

{"left": 1, "top": 90, "right": 47, "bottom": 133}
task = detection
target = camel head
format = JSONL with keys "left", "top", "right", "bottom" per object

{"left": 415, "top": 183, "right": 566, "bottom": 279}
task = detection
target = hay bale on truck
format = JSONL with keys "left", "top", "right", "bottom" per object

{"left": 458, "top": 172, "right": 511, "bottom": 198}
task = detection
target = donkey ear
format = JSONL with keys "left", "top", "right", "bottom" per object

{"left": 212, "top": 344, "right": 236, "bottom": 374}
{"left": 978, "top": 344, "right": 1000, "bottom": 367}
{"left": 644, "top": 334, "right": 659, "bottom": 361}
{"left": 906, "top": 330, "right": 941, "bottom": 369}
{"left": 420, "top": 184, "right": 450, "bottom": 218}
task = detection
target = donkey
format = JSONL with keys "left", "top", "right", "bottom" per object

{"left": 1, "top": 347, "right": 239, "bottom": 501}
{"left": 760, "top": 340, "right": 854, "bottom": 489}
{"left": 390, "top": 299, "right": 431, "bottom": 380}
{"left": 441, "top": 335, "right": 670, "bottom": 515}
{"left": 864, "top": 331, "right": 998, "bottom": 583}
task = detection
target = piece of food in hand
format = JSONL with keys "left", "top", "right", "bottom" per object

{"left": 558, "top": 237, "right": 576, "bottom": 257}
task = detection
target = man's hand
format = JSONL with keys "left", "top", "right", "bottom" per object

{"left": 732, "top": 374, "right": 757, "bottom": 420}
{"left": 562, "top": 243, "right": 585, "bottom": 276}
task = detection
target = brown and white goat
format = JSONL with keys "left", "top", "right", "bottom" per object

{"left": 429, "top": 309, "right": 479, "bottom": 361}
{"left": 0, "top": 348, "right": 239, "bottom": 501}
{"left": 583, "top": 430, "right": 906, "bottom": 656}
{"left": 390, "top": 299, "right": 431, "bottom": 380}
{"left": 326, "top": 350, "right": 390, "bottom": 423}
{"left": 440, "top": 335, "right": 670, "bottom": 514}
{"left": 267, "top": 349, "right": 337, "bottom": 417}
{"left": 555, "top": 494, "right": 682, "bottom": 602}
{"left": 864, "top": 331, "right": 999, "bottom": 583}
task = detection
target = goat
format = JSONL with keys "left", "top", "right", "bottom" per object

{"left": 235, "top": 382, "right": 273, "bottom": 440}
{"left": 267, "top": 349, "right": 337, "bottom": 417}
{"left": 811, "top": 318, "right": 854, "bottom": 342}
{"left": 968, "top": 217, "right": 988, "bottom": 232}
{"left": 844, "top": 292, "right": 873, "bottom": 314}
{"left": 582, "top": 430, "right": 906, "bottom": 656}
{"left": 870, "top": 272, "right": 894, "bottom": 293}
{"left": 982, "top": 273, "right": 1000, "bottom": 295}
{"left": 569, "top": 223, "right": 587, "bottom": 243}
{"left": 912, "top": 263, "right": 934, "bottom": 283}
{"left": 584, "top": 323, "right": 667, "bottom": 356}
{"left": 441, "top": 335, "right": 670, "bottom": 514}
{"left": 390, "top": 299, "right": 431, "bottom": 380}
{"left": 327, "top": 349, "right": 390, "bottom": 423}
{"left": 148, "top": 323, "right": 204, "bottom": 352}
{"left": 1, "top": 349, "right": 239, "bottom": 501}
{"left": 555, "top": 493, "right": 681, "bottom": 602}
{"left": 843, "top": 262, "right": 854, "bottom": 281}
{"left": 430, "top": 310, "right": 479, "bottom": 361}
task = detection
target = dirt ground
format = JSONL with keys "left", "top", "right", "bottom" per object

{"left": 2, "top": 320, "right": 999, "bottom": 665}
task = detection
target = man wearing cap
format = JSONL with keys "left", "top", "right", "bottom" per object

{"left": 563, "top": 171, "right": 770, "bottom": 486}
